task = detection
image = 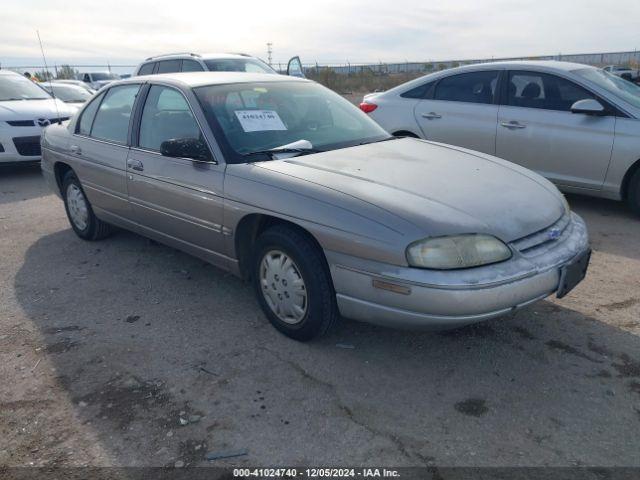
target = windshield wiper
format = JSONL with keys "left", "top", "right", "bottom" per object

{"left": 242, "top": 147, "right": 322, "bottom": 160}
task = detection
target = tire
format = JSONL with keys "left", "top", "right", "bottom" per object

{"left": 252, "top": 225, "right": 338, "bottom": 341}
{"left": 62, "top": 171, "right": 113, "bottom": 241}
{"left": 628, "top": 168, "right": 640, "bottom": 216}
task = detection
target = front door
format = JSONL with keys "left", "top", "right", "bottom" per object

{"left": 496, "top": 70, "right": 615, "bottom": 190}
{"left": 126, "top": 84, "right": 227, "bottom": 268}
{"left": 414, "top": 70, "right": 500, "bottom": 155}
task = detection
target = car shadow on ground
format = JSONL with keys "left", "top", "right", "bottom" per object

{"left": 12, "top": 226, "right": 640, "bottom": 467}
{"left": 0, "top": 164, "right": 48, "bottom": 206}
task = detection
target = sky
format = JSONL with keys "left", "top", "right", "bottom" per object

{"left": 1, "top": 0, "right": 640, "bottom": 72}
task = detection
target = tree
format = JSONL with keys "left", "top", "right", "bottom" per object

{"left": 33, "top": 69, "right": 53, "bottom": 82}
{"left": 56, "top": 64, "right": 78, "bottom": 80}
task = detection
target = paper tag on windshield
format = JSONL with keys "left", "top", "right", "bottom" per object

{"left": 235, "top": 110, "right": 287, "bottom": 132}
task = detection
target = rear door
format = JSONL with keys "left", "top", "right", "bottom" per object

{"left": 69, "top": 84, "right": 141, "bottom": 219}
{"left": 126, "top": 84, "right": 227, "bottom": 268}
{"left": 495, "top": 70, "right": 615, "bottom": 190}
{"left": 414, "top": 70, "right": 501, "bottom": 155}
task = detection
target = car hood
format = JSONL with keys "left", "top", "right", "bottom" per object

{"left": 0, "top": 98, "right": 75, "bottom": 122}
{"left": 255, "top": 138, "right": 565, "bottom": 242}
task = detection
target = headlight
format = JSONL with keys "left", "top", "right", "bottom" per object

{"left": 406, "top": 234, "right": 512, "bottom": 270}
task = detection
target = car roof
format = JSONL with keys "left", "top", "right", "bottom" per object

{"left": 143, "top": 52, "right": 259, "bottom": 62}
{"left": 124, "top": 71, "right": 307, "bottom": 88}
{"left": 0, "top": 70, "right": 21, "bottom": 76}
{"left": 455, "top": 60, "right": 595, "bottom": 72}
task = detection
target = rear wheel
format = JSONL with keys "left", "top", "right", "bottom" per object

{"left": 252, "top": 225, "right": 338, "bottom": 341}
{"left": 62, "top": 171, "right": 113, "bottom": 240}
{"left": 627, "top": 168, "right": 640, "bottom": 216}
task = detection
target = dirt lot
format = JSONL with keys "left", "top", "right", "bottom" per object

{"left": 1, "top": 165, "right": 639, "bottom": 468}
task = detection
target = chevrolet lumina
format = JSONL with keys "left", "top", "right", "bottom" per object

{"left": 41, "top": 73, "right": 591, "bottom": 341}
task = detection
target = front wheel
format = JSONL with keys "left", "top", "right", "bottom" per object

{"left": 62, "top": 171, "right": 113, "bottom": 240}
{"left": 252, "top": 225, "right": 338, "bottom": 341}
{"left": 627, "top": 168, "right": 640, "bottom": 216}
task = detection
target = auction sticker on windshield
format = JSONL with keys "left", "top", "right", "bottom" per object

{"left": 235, "top": 110, "right": 287, "bottom": 132}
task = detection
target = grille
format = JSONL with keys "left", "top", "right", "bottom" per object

{"left": 7, "top": 120, "right": 35, "bottom": 127}
{"left": 512, "top": 214, "right": 571, "bottom": 256}
{"left": 12, "top": 136, "right": 42, "bottom": 157}
{"left": 7, "top": 117, "right": 69, "bottom": 127}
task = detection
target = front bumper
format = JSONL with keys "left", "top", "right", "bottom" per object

{"left": 328, "top": 212, "right": 590, "bottom": 330}
{"left": 0, "top": 125, "right": 43, "bottom": 163}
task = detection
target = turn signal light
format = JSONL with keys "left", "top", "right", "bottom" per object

{"left": 359, "top": 102, "right": 378, "bottom": 113}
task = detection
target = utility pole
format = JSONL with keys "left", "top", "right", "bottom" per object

{"left": 266, "top": 42, "right": 273, "bottom": 66}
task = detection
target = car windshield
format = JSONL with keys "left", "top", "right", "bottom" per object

{"left": 575, "top": 68, "right": 640, "bottom": 109}
{"left": 0, "top": 74, "right": 51, "bottom": 101}
{"left": 49, "top": 84, "right": 92, "bottom": 102}
{"left": 91, "top": 73, "right": 120, "bottom": 81}
{"left": 194, "top": 81, "right": 390, "bottom": 163}
{"left": 204, "top": 59, "right": 275, "bottom": 74}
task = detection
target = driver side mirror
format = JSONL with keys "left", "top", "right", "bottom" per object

{"left": 160, "top": 137, "right": 212, "bottom": 162}
{"left": 570, "top": 98, "right": 606, "bottom": 116}
{"left": 287, "top": 56, "right": 305, "bottom": 78}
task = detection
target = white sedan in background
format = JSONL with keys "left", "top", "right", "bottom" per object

{"left": 361, "top": 61, "right": 640, "bottom": 214}
{"left": 40, "top": 82, "right": 94, "bottom": 113}
{"left": 0, "top": 71, "right": 75, "bottom": 164}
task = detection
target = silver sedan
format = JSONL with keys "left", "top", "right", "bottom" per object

{"left": 361, "top": 61, "right": 640, "bottom": 215}
{"left": 41, "top": 72, "right": 590, "bottom": 340}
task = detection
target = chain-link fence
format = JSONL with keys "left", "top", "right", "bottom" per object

{"left": 3, "top": 49, "right": 638, "bottom": 91}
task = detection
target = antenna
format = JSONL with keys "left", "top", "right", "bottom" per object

{"left": 37, "top": 30, "right": 62, "bottom": 125}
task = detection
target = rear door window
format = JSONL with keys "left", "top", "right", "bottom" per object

{"left": 181, "top": 60, "right": 204, "bottom": 72}
{"left": 77, "top": 92, "right": 105, "bottom": 136}
{"left": 90, "top": 85, "right": 140, "bottom": 144}
{"left": 401, "top": 81, "right": 436, "bottom": 99}
{"left": 157, "top": 60, "right": 182, "bottom": 74}
{"left": 434, "top": 71, "right": 499, "bottom": 104}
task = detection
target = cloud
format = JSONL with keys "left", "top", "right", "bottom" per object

{"left": 1, "top": 0, "right": 639, "bottom": 69}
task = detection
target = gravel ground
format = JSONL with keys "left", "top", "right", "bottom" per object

{"left": 1, "top": 165, "right": 639, "bottom": 468}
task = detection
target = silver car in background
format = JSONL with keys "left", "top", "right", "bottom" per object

{"left": 361, "top": 61, "right": 640, "bottom": 214}
{"left": 41, "top": 73, "right": 590, "bottom": 341}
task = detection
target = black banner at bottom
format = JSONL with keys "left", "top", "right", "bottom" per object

{"left": 1, "top": 467, "right": 640, "bottom": 480}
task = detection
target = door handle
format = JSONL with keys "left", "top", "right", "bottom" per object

{"left": 127, "top": 159, "right": 144, "bottom": 171}
{"left": 421, "top": 112, "right": 442, "bottom": 119}
{"left": 70, "top": 145, "right": 82, "bottom": 155}
{"left": 500, "top": 121, "right": 526, "bottom": 129}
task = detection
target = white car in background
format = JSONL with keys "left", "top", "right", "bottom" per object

{"left": 133, "top": 52, "right": 306, "bottom": 78}
{"left": 40, "top": 82, "right": 94, "bottom": 113}
{"left": 603, "top": 65, "right": 639, "bottom": 82}
{"left": 133, "top": 52, "right": 277, "bottom": 76}
{"left": 75, "top": 71, "right": 121, "bottom": 90}
{"left": 54, "top": 79, "right": 96, "bottom": 94}
{"left": 0, "top": 71, "right": 75, "bottom": 164}
{"left": 361, "top": 61, "right": 640, "bottom": 214}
